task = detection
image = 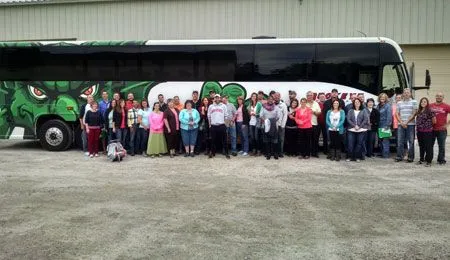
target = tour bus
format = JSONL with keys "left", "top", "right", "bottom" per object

{"left": 0, "top": 37, "right": 427, "bottom": 151}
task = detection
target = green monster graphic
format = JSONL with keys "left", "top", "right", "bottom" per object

{"left": 0, "top": 41, "right": 247, "bottom": 151}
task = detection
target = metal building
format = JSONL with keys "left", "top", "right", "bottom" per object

{"left": 1, "top": 0, "right": 449, "bottom": 100}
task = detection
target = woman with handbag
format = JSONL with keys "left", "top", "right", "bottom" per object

{"left": 377, "top": 93, "right": 393, "bottom": 159}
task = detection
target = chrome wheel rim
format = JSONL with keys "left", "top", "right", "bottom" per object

{"left": 45, "top": 127, "right": 63, "bottom": 146}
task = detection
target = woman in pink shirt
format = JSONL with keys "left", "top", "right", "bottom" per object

{"left": 295, "top": 98, "right": 313, "bottom": 159}
{"left": 146, "top": 102, "right": 168, "bottom": 157}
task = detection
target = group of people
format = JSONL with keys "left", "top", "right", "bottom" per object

{"left": 79, "top": 87, "right": 450, "bottom": 166}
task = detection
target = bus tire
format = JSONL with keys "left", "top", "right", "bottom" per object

{"left": 38, "top": 119, "right": 73, "bottom": 151}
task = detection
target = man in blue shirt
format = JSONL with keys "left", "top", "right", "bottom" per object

{"left": 98, "top": 91, "right": 110, "bottom": 117}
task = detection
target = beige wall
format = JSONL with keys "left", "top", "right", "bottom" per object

{"left": 402, "top": 44, "right": 450, "bottom": 133}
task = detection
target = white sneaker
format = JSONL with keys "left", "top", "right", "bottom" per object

{"left": 84, "top": 152, "right": 89, "bottom": 156}
{"left": 89, "top": 154, "right": 94, "bottom": 158}
{"left": 94, "top": 154, "right": 99, "bottom": 157}
{"left": 356, "top": 159, "right": 361, "bottom": 163}
{"left": 346, "top": 159, "right": 351, "bottom": 162}
{"left": 238, "top": 151, "right": 244, "bottom": 155}
{"left": 242, "top": 152, "right": 248, "bottom": 156}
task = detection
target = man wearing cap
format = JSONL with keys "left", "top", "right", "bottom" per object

{"left": 208, "top": 94, "right": 230, "bottom": 159}
{"left": 222, "top": 96, "right": 237, "bottom": 156}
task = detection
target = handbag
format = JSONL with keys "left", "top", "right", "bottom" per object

{"left": 378, "top": 127, "right": 392, "bottom": 138}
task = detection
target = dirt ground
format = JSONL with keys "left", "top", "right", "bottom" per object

{"left": 0, "top": 140, "right": 449, "bottom": 259}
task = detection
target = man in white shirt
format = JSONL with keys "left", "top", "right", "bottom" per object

{"left": 208, "top": 94, "right": 230, "bottom": 159}
{"left": 274, "top": 92, "right": 288, "bottom": 158}
{"left": 306, "top": 91, "right": 322, "bottom": 157}
{"left": 79, "top": 95, "right": 94, "bottom": 155}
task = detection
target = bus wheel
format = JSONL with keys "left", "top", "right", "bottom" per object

{"left": 38, "top": 119, "right": 73, "bottom": 151}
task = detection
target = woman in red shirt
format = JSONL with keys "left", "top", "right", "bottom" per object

{"left": 295, "top": 98, "right": 313, "bottom": 159}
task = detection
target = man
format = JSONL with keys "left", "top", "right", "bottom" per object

{"left": 430, "top": 92, "right": 450, "bottom": 165}
{"left": 127, "top": 100, "right": 140, "bottom": 156}
{"left": 317, "top": 93, "right": 327, "bottom": 154}
{"left": 260, "top": 95, "right": 282, "bottom": 160}
{"left": 174, "top": 96, "right": 184, "bottom": 111}
{"left": 125, "top": 93, "right": 134, "bottom": 111}
{"left": 222, "top": 96, "right": 237, "bottom": 156}
{"left": 358, "top": 93, "right": 366, "bottom": 108}
{"left": 344, "top": 94, "right": 358, "bottom": 114}
{"left": 287, "top": 90, "right": 297, "bottom": 107}
{"left": 395, "top": 88, "right": 417, "bottom": 162}
{"left": 269, "top": 90, "right": 276, "bottom": 99}
{"left": 323, "top": 88, "right": 345, "bottom": 114}
{"left": 192, "top": 90, "right": 201, "bottom": 110}
{"left": 208, "top": 90, "right": 216, "bottom": 104}
{"left": 98, "top": 91, "right": 110, "bottom": 117}
{"left": 208, "top": 94, "right": 230, "bottom": 159}
{"left": 274, "top": 92, "right": 287, "bottom": 158}
{"left": 158, "top": 94, "right": 168, "bottom": 112}
{"left": 306, "top": 91, "right": 322, "bottom": 158}
{"left": 113, "top": 92, "right": 121, "bottom": 102}
{"left": 98, "top": 91, "right": 110, "bottom": 154}
{"left": 79, "top": 95, "right": 94, "bottom": 155}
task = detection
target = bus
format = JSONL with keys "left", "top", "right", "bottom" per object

{"left": 0, "top": 37, "right": 416, "bottom": 151}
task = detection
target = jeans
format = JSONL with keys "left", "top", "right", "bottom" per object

{"left": 249, "top": 125, "right": 257, "bottom": 152}
{"left": 236, "top": 122, "right": 249, "bottom": 153}
{"left": 136, "top": 127, "right": 149, "bottom": 154}
{"left": 347, "top": 131, "right": 367, "bottom": 160}
{"left": 366, "top": 130, "right": 377, "bottom": 157}
{"left": 396, "top": 125, "right": 415, "bottom": 160}
{"left": 81, "top": 129, "right": 88, "bottom": 152}
{"left": 181, "top": 128, "right": 198, "bottom": 146}
{"left": 298, "top": 128, "right": 312, "bottom": 157}
{"left": 433, "top": 130, "right": 447, "bottom": 163}
{"left": 115, "top": 128, "right": 128, "bottom": 147}
{"left": 278, "top": 126, "right": 285, "bottom": 155}
{"left": 210, "top": 124, "right": 228, "bottom": 155}
{"left": 417, "top": 131, "right": 433, "bottom": 163}
{"left": 227, "top": 124, "right": 237, "bottom": 152}
{"left": 379, "top": 137, "right": 391, "bottom": 158}
{"left": 129, "top": 125, "right": 138, "bottom": 154}
{"left": 311, "top": 125, "right": 320, "bottom": 156}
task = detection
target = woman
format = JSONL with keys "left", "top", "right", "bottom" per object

{"left": 236, "top": 96, "right": 250, "bottom": 156}
{"left": 112, "top": 99, "right": 127, "bottom": 146}
{"left": 248, "top": 92, "right": 260, "bottom": 155}
{"left": 365, "top": 98, "right": 380, "bottom": 158}
{"left": 105, "top": 99, "right": 117, "bottom": 143}
{"left": 346, "top": 99, "right": 370, "bottom": 162}
{"left": 285, "top": 99, "right": 299, "bottom": 156}
{"left": 147, "top": 102, "right": 168, "bottom": 157}
{"left": 415, "top": 97, "right": 436, "bottom": 167}
{"left": 326, "top": 99, "right": 345, "bottom": 161}
{"left": 377, "top": 93, "right": 392, "bottom": 159}
{"left": 163, "top": 99, "right": 180, "bottom": 158}
{"left": 295, "top": 98, "right": 313, "bottom": 159}
{"left": 85, "top": 102, "right": 103, "bottom": 158}
{"left": 179, "top": 100, "right": 201, "bottom": 157}
{"left": 137, "top": 99, "right": 151, "bottom": 156}
{"left": 198, "top": 97, "right": 210, "bottom": 155}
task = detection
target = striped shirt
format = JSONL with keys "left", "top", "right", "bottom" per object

{"left": 397, "top": 99, "right": 418, "bottom": 125}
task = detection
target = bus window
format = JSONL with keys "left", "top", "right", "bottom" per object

{"left": 142, "top": 46, "right": 195, "bottom": 81}
{"left": 196, "top": 45, "right": 253, "bottom": 81}
{"left": 382, "top": 64, "right": 405, "bottom": 96}
{"left": 315, "top": 43, "right": 379, "bottom": 94}
{"left": 37, "top": 46, "right": 85, "bottom": 80}
{"left": 254, "top": 44, "right": 314, "bottom": 81}
{"left": 0, "top": 47, "right": 40, "bottom": 80}
{"left": 85, "top": 47, "right": 116, "bottom": 80}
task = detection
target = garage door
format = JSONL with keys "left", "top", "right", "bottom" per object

{"left": 402, "top": 44, "right": 450, "bottom": 133}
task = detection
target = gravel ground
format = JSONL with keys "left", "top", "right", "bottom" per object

{"left": 0, "top": 140, "right": 449, "bottom": 259}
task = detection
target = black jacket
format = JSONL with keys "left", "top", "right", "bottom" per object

{"left": 368, "top": 108, "right": 380, "bottom": 131}
{"left": 112, "top": 110, "right": 126, "bottom": 129}
{"left": 241, "top": 106, "right": 250, "bottom": 125}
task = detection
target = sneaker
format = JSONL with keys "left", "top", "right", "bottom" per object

{"left": 231, "top": 152, "right": 238, "bottom": 156}
{"left": 356, "top": 159, "right": 361, "bottom": 163}
{"left": 242, "top": 152, "right": 249, "bottom": 156}
{"left": 143, "top": 153, "right": 148, "bottom": 157}
{"left": 346, "top": 159, "right": 351, "bottom": 162}
{"left": 304, "top": 156, "right": 310, "bottom": 159}
{"left": 184, "top": 153, "right": 189, "bottom": 157}
{"left": 425, "top": 163, "right": 431, "bottom": 167}
{"left": 190, "top": 153, "right": 195, "bottom": 157}
{"left": 238, "top": 151, "right": 244, "bottom": 155}
{"left": 226, "top": 155, "right": 231, "bottom": 159}
{"left": 94, "top": 154, "right": 99, "bottom": 157}
{"left": 416, "top": 161, "right": 424, "bottom": 165}
{"left": 395, "top": 158, "right": 402, "bottom": 162}
{"left": 407, "top": 159, "right": 414, "bottom": 163}
{"left": 438, "top": 161, "right": 446, "bottom": 165}
{"left": 150, "top": 155, "right": 155, "bottom": 158}
{"left": 89, "top": 154, "right": 94, "bottom": 158}
{"left": 84, "top": 152, "right": 89, "bottom": 156}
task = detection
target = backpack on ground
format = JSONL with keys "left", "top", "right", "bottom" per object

{"left": 107, "top": 140, "right": 126, "bottom": 162}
